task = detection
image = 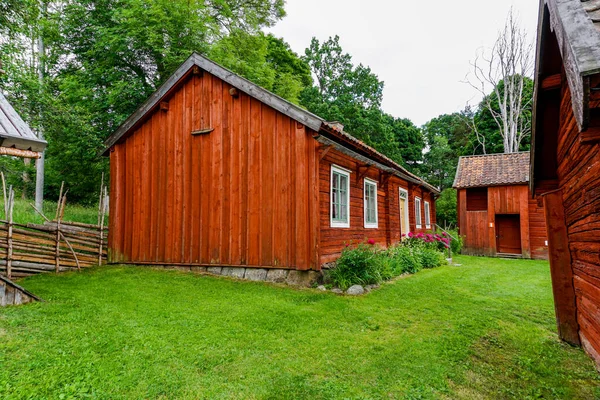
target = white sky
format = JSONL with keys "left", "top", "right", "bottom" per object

{"left": 268, "top": 0, "right": 540, "bottom": 126}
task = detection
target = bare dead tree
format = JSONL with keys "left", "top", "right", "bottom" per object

{"left": 459, "top": 105, "right": 488, "bottom": 155}
{"left": 465, "top": 8, "right": 534, "bottom": 153}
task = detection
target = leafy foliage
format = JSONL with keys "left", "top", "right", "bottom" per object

{"left": 1, "top": 0, "right": 288, "bottom": 203}
{"left": 300, "top": 36, "right": 424, "bottom": 169}
{"left": 325, "top": 239, "right": 447, "bottom": 290}
{"left": 435, "top": 188, "right": 458, "bottom": 228}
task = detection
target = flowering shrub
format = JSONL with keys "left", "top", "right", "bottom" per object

{"left": 402, "top": 232, "right": 451, "bottom": 251}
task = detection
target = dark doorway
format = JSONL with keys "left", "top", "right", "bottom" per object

{"left": 496, "top": 215, "right": 522, "bottom": 255}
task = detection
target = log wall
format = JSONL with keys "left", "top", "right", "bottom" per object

{"left": 553, "top": 84, "right": 600, "bottom": 362}
{"left": 318, "top": 148, "right": 436, "bottom": 265}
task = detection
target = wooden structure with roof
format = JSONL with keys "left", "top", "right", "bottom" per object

{"left": 0, "top": 92, "right": 46, "bottom": 158}
{"left": 531, "top": 0, "right": 600, "bottom": 363}
{"left": 102, "top": 53, "right": 439, "bottom": 271}
{"left": 454, "top": 152, "right": 548, "bottom": 259}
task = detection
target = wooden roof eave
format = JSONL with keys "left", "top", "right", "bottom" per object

{"left": 315, "top": 132, "right": 440, "bottom": 195}
{"left": 99, "top": 53, "right": 441, "bottom": 195}
{"left": 101, "top": 53, "right": 323, "bottom": 156}
{"left": 545, "top": 0, "right": 600, "bottom": 131}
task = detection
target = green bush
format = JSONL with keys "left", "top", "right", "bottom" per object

{"left": 448, "top": 230, "right": 464, "bottom": 255}
{"left": 417, "top": 247, "right": 447, "bottom": 269}
{"left": 326, "top": 240, "right": 448, "bottom": 290}
{"left": 325, "top": 243, "right": 383, "bottom": 290}
{"left": 384, "top": 245, "right": 422, "bottom": 274}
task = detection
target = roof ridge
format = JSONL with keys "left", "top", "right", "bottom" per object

{"left": 102, "top": 52, "right": 439, "bottom": 194}
{"left": 458, "top": 151, "right": 530, "bottom": 159}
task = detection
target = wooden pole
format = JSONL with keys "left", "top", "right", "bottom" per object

{"left": 29, "top": 202, "right": 81, "bottom": 271}
{"left": 54, "top": 187, "right": 68, "bottom": 273}
{"left": 55, "top": 181, "right": 64, "bottom": 221}
{"left": 543, "top": 190, "right": 580, "bottom": 346}
{"left": 0, "top": 148, "right": 42, "bottom": 159}
{"left": 1, "top": 171, "right": 7, "bottom": 220}
{"left": 6, "top": 187, "right": 14, "bottom": 279}
{"left": 98, "top": 186, "right": 107, "bottom": 266}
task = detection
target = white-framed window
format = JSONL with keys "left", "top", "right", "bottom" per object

{"left": 415, "top": 197, "right": 422, "bottom": 229}
{"left": 363, "top": 178, "right": 378, "bottom": 228}
{"left": 330, "top": 165, "right": 350, "bottom": 228}
{"left": 424, "top": 201, "right": 431, "bottom": 229}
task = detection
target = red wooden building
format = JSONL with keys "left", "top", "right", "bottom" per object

{"left": 531, "top": 0, "right": 600, "bottom": 364}
{"left": 103, "top": 53, "right": 438, "bottom": 273}
{"left": 454, "top": 152, "right": 548, "bottom": 259}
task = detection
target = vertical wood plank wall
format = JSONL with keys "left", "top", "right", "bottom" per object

{"left": 109, "top": 72, "right": 320, "bottom": 270}
{"left": 318, "top": 149, "right": 436, "bottom": 265}
{"left": 458, "top": 185, "right": 547, "bottom": 259}
{"left": 553, "top": 84, "right": 600, "bottom": 360}
{"left": 108, "top": 69, "right": 438, "bottom": 271}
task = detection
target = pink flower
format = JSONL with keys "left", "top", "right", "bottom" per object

{"left": 367, "top": 239, "right": 376, "bottom": 245}
{"left": 408, "top": 232, "right": 414, "bottom": 238}
{"left": 401, "top": 234, "right": 406, "bottom": 237}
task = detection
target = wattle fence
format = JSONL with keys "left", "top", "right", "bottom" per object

{"left": 0, "top": 220, "right": 108, "bottom": 278}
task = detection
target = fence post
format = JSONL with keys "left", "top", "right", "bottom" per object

{"left": 6, "top": 187, "right": 14, "bottom": 279}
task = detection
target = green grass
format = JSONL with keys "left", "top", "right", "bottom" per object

{"left": 6, "top": 198, "right": 101, "bottom": 225}
{"left": 1, "top": 256, "right": 599, "bottom": 399}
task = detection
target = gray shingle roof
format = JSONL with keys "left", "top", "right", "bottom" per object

{"left": 0, "top": 92, "right": 46, "bottom": 152}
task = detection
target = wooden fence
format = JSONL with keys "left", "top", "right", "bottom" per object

{"left": 0, "top": 220, "right": 108, "bottom": 278}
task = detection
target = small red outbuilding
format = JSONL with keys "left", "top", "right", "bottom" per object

{"left": 454, "top": 152, "right": 548, "bottom": 260}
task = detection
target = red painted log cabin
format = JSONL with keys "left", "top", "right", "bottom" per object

{"left": 531, "top": 0, "right": 600, "bottom": 365}
{"left": 454, "top": 152, "right": 548, "bottom": 260}
{"left": 102, "top": 53, "right": 439, "bottom": 272}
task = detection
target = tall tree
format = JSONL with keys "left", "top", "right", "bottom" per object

{"left": 209, "top": 32, "right": 311, "bottom": 105}
{"left": 466, "top": 8, "right": 533, "bottom": 153}
{"left": 301, "top": 36, "right": 424, "bottom": 168}
{"left": 1, "top": 0, "right": 287, "bottom": 203}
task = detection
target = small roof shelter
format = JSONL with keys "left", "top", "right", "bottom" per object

{"left": 0, "top": 92, "right": 46, "bottom": 158}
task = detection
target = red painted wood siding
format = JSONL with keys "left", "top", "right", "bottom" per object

{"left": 458, "top": 185, "right": 547, "bottom": 259}
{"left": 318, "top": 148, "right": 437, "bottom": 265}
{"left": 553, "top": 84, "right": 600, "bottom": 360}
{"left": 109, "top": 72, "right": 320, "bottom": 270}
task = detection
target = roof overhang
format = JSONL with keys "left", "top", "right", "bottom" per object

{"left": 101, "top": 53, "right": 439, "bottom": 195}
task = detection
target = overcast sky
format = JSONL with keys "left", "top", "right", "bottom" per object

{"left": 268, "top": 0, "right": 540, "bottom": 126}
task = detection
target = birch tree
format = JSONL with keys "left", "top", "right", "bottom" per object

{"left": 467, "top": 8, "right": 534, "bottom": 153}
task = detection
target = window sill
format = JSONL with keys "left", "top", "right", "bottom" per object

{"left": 331, "top": 222, "right": 350, "bottom": 228}
{"left": 416, "top": 225, "right": 422, "bottom": 229}
{"left": 364, "top": 224, "right": 378, "bottom": 229}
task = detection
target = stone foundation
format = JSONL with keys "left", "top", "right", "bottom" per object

{"left": 153, "top": 265, "right": 321, "bottom": 287}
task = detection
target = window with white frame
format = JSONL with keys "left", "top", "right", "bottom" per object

{"left": 424, "top": 201, "right": 431, "bottom": 229}
{"left": 331, "top": 165, "right": 350, "bottom": 228}
{"left": 415, "top": 197, "right": 422, "bottom": 229}
{"left": 364, "top": 178, "right": 378, "bottom": 228}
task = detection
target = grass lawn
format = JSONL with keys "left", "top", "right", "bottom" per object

{"left": 1, "top": 256, "right": 599, "bottom": 399}
{"left": 8, "top": 198, "right": 101, "bottom": 225}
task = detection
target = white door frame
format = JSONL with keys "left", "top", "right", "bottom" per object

{"left": 399, "top": 188, "right": 410, "bottom": 235}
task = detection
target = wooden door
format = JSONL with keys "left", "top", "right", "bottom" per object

{"left": 399, "top": 189, "right": 409, "bottom": 235}
{"left": 496, "top": 215, "right": 521, "bottom": 254}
